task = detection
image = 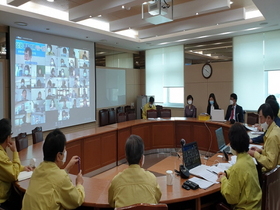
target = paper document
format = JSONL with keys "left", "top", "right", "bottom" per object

{"left": 18, "top": 171, "right": 33, "bottom": 181}
{"left": 189, "top": 177, "right": 215, "bottom": 189}
{"left": 189, "top": 165, "right": 218, "bottom": 183}
{"left": 244, "top": 124, "right": 257, "bottom": 131}
{"left": 249, "top": 144, "right": 263, "bottom": 150}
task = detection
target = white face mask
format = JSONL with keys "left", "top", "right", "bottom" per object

{"left": 187, "top": 100, "right": 192, "bottom": 105}
{"left": 25, "top": 70, "right": 29, "bottom": 75}
{"left": 48, "top": 48, "right": 51, "bottom": 52}
{"left": 230, "top": 100, "right": 234, "bottom": 105}
{"left": 62, "top": 150, "right": 67, "bottom": 164}
{"left": 261, "top": 121, "right": 268, "bottom": 131}
{"left": 209, "top": 100, "right": 214, "bottom": 105}
{"left": 230, "top": 146, "right": 237, "bottom": 155}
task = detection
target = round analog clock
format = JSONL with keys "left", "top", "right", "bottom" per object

{"left": 202, "top": 63, "right": 212, "bottom": 79}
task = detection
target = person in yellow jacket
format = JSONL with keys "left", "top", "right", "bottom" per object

{"left": 22, "top": 129, "right": 85, "bottom": 210}
{"left": 0, "top": 118, "right": 32, "bottom": 209}
{"left": 249, "top": 103, "right": 280, "bottom": 172}
{"left": 217, "top": 123, "right": 262, "bottom": 210}
{"left": 142, "top": 96, "right": 156, "bottom": 119}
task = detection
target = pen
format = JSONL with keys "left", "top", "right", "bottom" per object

{"left": 207, "top": 169, "right": 218, "bottom": 175}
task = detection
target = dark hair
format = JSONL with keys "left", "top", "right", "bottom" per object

{"left": 38, "top": 91, "right": 41, "bottom": 95}
{"left": 125, "top": 135, "right": 144, "bottom": 165}
{"left": 43, "top": 129, "right": 66, "bottom": 162}
{"left": 265, "top": 95, "right": 276, "bottom": 103}
{"left": 24, "top": 65, "right": 30, "bottom": 71}
{"left": 149, "top": 97, "right": 155, "bottom": 103}
{"left": 264, "top": 100, "right": 279, "bottom": 118}
{"left": 0, "top": 118, "right": 12, "bottom": 144}
{"left": 230, "top": 93, "right": 237, "bottom": 100}
{"left": 21, "top": 78, "right": 25, "bottom": 83}
{"left": 258, "top": 103, "right": 274, "bottom": 119}
{"left": 25, "top": 47, "right": 32, "bottom": 56}
{"left": 207, "top": 93, "right": 219, "bottom": 114}
{"left": 228, "top": 123, "right": 249, "bottom": 153}
{"left": 47, "top": 44, "right": 52, "bottom": 51}
{"left": 187, "top": 95, "right": 193, "bottom": 101}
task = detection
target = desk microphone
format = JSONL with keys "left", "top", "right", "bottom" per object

{"left": 178, "top": 138, "right": 189, "bottom": 179}
{"left": 180, "top": 139, "right": 186, "bottom": 147}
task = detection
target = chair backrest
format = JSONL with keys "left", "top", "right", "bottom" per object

{"left": 147, "top": 109, "right": 158, "bottom": 118}
{"left": 160, "top": 109, "right": 171, "bottom": 118}
{"left": 156, "top": 105, "right": 163, "bottom": 117}
{"left": 15, "top": 132, "right": 28, "bottom": 152}
{"left": 116, "top": 106, "right": 124, "bottom": 114}
{"left": 261, "top": 165, "right": 280, "bottom": 210}
{"left": 99, "top": 109, "right": 109, "bottom": 126}
{"left": 117, "top": 112, "right": 127, "bottom": 123}
{"left": 124, "top": 105, "right": 131, "bottom": 113}
{"left": 115, "top": 203, "right": 168, "bottom": 210}
{"left": 32, "top": 126, "right": 43, "bottom": 144}
{"left": 247, "top": 112, "right": 258, "bottom": 125}
{"left": 108, "top": 108, "right": 116, "bottom": 124}
{"left": 127, "top": 111, "right": 136, "bottom": 121}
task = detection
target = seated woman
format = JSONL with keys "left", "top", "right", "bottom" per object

{"left": 184, "top": 95, "right": 196, "bottom": 118}
{"left": 217, "top": 123, "right": 262, "bottom": 210}
{"left": 206, "top": 93, "right": 219, "bottom": 115}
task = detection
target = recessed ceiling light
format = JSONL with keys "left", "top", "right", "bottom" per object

{"left": 89, "top": 15, "right": 92, "bottom": 18}
{"left": 47, "top": 0, "right": 54, "bottom": 2}
{"left": 14, "top": 22, "right": 28, "bottom": 26}
{"left": 97, "top": 15, "right": 102, "bottom": 18}
{"left": 122, "top": 5, "right": 125, "bottom": 9}
{"left": 230, "top": 1, "right": 233, "bottom": 5}
{"left": 196, "top": 12, "right": 199, "bottom": 15}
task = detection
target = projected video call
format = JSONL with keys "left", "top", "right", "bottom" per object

{"left": 14, "top": 39, "right": 91, "bottom": 128}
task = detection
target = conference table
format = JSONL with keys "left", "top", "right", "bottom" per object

{"left": 17, "top": 118, "right": 232, "bottom": 209}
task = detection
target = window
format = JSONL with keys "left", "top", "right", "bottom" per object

{"left": 163, "top": 87, "right": 184, "bottom": 106}
{"left": 266, "top": 70, "right": 280, "bottom": 104}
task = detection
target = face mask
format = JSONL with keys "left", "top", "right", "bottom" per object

{"left": 51, "top": 61, "right": 54, "bottom": 65}
{"left": 149, "top": 104, "right": 153, "bottom": 108}
{"left": 209, "top": 100, "right": 214, "bottom": 105}
{"left": 25, "top": 70, "right": 28, "bottom": 75}
{"left": 48, "top": 48, "right": 51, "bottom": 52}
{"left": 141, "top": 155, "right": 145, "bottom": 166}
{"left": 61, "top": 72, "right": 64, "bottom": 76}
{"left": 187, "top": 100, "right": 192, "bottom": 105}
{"left": 62, "top": 150, "right": 67, "bottom": 163}
{"left": 230, "top": 146, "right": 237, "bottom": 155}
{"left": 261, "top": 121, "right": 268, "bottom": 131}
{"left": 70, "top": 63, "right": 73, "bottom": 67}
{"left": 83, "top": 73, "right": 87, "bottom": 77}
{"left": 21, "top": 82, "right": 24, "bottom": 86}
{"left": 230, "top": 100, "right": 234, "bottom": 105}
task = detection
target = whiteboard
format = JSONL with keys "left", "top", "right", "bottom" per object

{"left": 96, "top": 68, "right": 126, "bottom": 108}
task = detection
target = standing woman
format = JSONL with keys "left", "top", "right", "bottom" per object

{"left": 184, "top": 95, "right": 197, "bottom": 118}
{"left": 207, "top": 93, "right": 219, "bottom": 115}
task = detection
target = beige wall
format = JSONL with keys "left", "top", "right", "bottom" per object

{"left": 184, "top": 62, "right": 233, "bottom": 116}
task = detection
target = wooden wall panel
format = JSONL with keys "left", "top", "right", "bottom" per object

{"left": 131, "top": 124, "right": 151, "bottom": 150}
{"left": 175, "top": 122, "right": 192, "bottom": 147}
{"left": 83, "top": 136, "right": 102, "bottom": 174}
{"left": 117, "top": 128, "right": 131, "bottom": 161}
{"left": 66, "top": 140, "right": 82, "bottom": 174}
{"left": 151, "top": 121, "right": 175, "bottom": 148}
{"left": 101, "top": 131, "right": 117, "bottom": 166}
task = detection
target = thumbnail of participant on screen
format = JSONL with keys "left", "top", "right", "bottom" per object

{"left": 72, "top": 98, "right": 78, "bottom": 108}
{"left": 31, "top": 114, "right": 45, "bottom": 125}
{"left": 46, "top": 44, "right": 55, "bottom": 56}
{"left": 33, "top": 100, "right": 45, "bottom": 113}
{"left": 61, "top": 99, "right": 68, "bottom": 109}
{"left": 37, "top": 66, "right": 45, "bottom": 77}
{"left": 18, "top": 103, "right": 26, "bottom": 115}
{"left": 61, "top": 110, "right": 69, "bottom": 120}
{"left": 61, "top": 47, "right": 68, "bottom": 56}
{"left": 71, "top": 89, "right": 78, "bottom": 98}
{"left": 82, "top": 98, "right": 89, "bottom": 107}
{"left": 46, "top": 98, "right": 57, "bottom": 111}
{"left": 69, "top": 58, "right": 75, "bottom": 69}
{"left": 46, "top": 88, "right": 56, "bottom": 100}
{"left": 23, "top": 65, "right": 31, "bottom": 76}
{"left": 50, "top": 57, "right": 56, "bottom": 67}
{"left": 73, "top": 77, "right": 80, "bottom": 88}
{"left": 37, "top": 91, "right": 43, "bottom": 100}
{"left": 24, "top": 47, "right": 32, "bottom": 61}
{"left": 58, "top": 69, "right": 66, "bottom": 77}
{"left": 59, "top": 89, "right": 69, "bottom": 101}
{"left": 17, "top": 89, "right": 30, "bottom": 102}
{"left": 82, "top": 69, "right": 88, "bottom": 78}
{"left": 61, "top": 80, "right": 68, "bottom": 88}
{"left": 60, "top": 58, "right": 67, "bottom": 67}
{"left": 19, "top": 78, "right": 27, "bottom": 89}
{"left": 35, "top": 78, "right": 45, "bottom": 88}
{"left": 81, "top": 88, "right": 88, "bottom": 99}
{"left": 82, "top": 51, "right": 88, "bottom": 60}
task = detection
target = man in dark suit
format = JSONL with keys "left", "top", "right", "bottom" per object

{"left": 225, "top": 93, "right": 244, "bottom": 123}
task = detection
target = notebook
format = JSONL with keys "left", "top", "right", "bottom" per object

{"left": 215, "top": 127, "right": 231, "bottom": 153}
{"left": 211, "top": 109, "right": 226, "bottom": 122}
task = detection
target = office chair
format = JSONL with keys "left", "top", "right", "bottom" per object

{"left": 108, "top": 108, "right": 116, "bottom": 124}
{"left": 99, "top": 109, "right": 109, "bottom": 126}
{"left": 127, "top": 110, "right": 136, "bottom": 121}
{"left": 156, "top": 105, "right": 163, "bottom": 117}
{"left": 15, "top": 132, "right": 28, "bottom": 152}
{"left": 32, "top": 126, "right": 43, "bottom": 144}
{"left": 160, "top": 109, "right": 171, "bottom": 118}
{"left": 147, "top": 110, "right": 158, "bottom": 118}
{"left": 117, "top": 112, "right": 127, "bottom": 123}
{"left": 115, "top": 203, "right": 168, "bottom": 210}
{"left": 247, "top": 112, "right": 258, "bottom": 125}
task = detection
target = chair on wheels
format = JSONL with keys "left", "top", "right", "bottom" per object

{"left": 156, "top": 105, "right": 163, "bottom": 118}
{"left": 108, "top": 108, "right": 116, "bottom": 124}
{"left": 127, "top": 110, "right": 136, "bottom": 121}
{"left": 247, "top": 112, "right": 258, "bottom": 125}
{"left": 115, "top": 203, "right": 168, "bottom": 210}
{"left": 160, "top": 109, "right": 171, "bottom": 118}
{"left": 261, "top": 165, "right": 280, "bottom": 210}
{"left": 15, "top": 132, "right": 28, "bottom": 152}
{"left": 32, "top": 126, "right": 43, "bottom": 144}
{"left": 99, "top": 109, "right": 109, "bottom": 126}
{"left": 147, "top": 109, "right": 158, "bottom": 118}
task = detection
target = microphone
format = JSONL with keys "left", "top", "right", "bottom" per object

{"left": 180, "top": 139, "right": 186, "bottom": 147}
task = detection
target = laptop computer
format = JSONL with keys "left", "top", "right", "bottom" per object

{"left": 215, "top": 127, "right": 231, "bottom": 153}
{"left": 182, "top": 141, "right": 201, "bottom": 170}
{"left": 211, "top": 109, "right": 226, "bottom": 122}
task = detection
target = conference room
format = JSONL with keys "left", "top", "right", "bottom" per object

{"left": 0, "top": 0, "right": 280, "bottom": 210}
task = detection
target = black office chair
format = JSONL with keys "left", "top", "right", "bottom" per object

{"left": 160, "top": 109, "right": 171, "bottom": 118}
{"left": 99, "top": 109, "right": 109, "bottom": 126}
{"left": 15, "top": 132, "right": 28, "bottom": 152}
{"left": 147, "top": 109, "right": 158, "bottom": 118}
{"left": 117, "top": 112, "right": 127, "bottom": 123}
{"left": 127, "top": 110, "right": 136, "bottom": 121}
{"left": 32, "top": 126, "right": 43, "bottom": 144}
{"left": 108, "top": 108, "right": 116, "bottom": 124}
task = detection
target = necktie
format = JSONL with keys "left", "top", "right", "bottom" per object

{"left": 230, "top": 107, "right": 234, "bottom": 120}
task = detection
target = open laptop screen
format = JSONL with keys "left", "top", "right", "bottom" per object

{"left": 215, "top": 127, "right": 226, "bottom": 150}
{"left": 182, "top": 141, "right": 201, "bottom": 170}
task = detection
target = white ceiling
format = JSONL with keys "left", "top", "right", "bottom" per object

{"left": 0, "top": 0, "right": 280, "bottom": 52}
